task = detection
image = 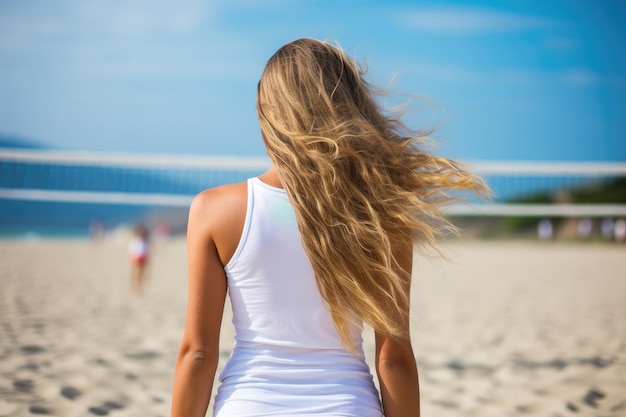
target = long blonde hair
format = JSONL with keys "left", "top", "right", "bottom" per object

{"left": 257, "top": 38, "right": 488, "bottom": 351}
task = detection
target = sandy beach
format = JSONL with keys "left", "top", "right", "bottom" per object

{"left": 0, "top": 237, "right": 624, "bottom": 417}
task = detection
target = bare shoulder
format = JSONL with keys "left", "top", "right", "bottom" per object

{"left": 188, "top": 181, "right": 248, "bottom": 265}
{"left": 190, "top": 182, "right": 247, "bottom": 216}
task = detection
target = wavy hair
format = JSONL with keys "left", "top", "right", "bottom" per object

{"left": 257, "top": 38, "right": 488, "bottom": 351}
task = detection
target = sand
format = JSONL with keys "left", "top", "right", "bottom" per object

{"left": 0, "top": 237, "right": 624, "bottom": 417}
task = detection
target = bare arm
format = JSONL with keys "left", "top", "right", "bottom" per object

{"left": 171, "top": 191, "right": 229, "bottom": 417}
{"left": 376, "top": 240, "right": 420, "bottom": 417}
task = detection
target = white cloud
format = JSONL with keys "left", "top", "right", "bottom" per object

{"left": 562, "top": 69, "right": 600, "bottom": 86}
{"left": 402, "top": 62, "right": 483, "bottom": 83}
{"left": 544, "top": 36, "right": 581, "bottom": 51}
{"left": 75, "top": 0, "right": 212, "bottom": 36}
{"left": 0, "top": 15, "right": 62, "bottom": 36}
{"left": 396, "top": 6, "right": 555, "bottom": 35}
{"left": 0, "top": 0, "right": 264, "bottom": 81}
{"left": 77, "top": 47, "right": 261, "bottom": 81}
{"left": 0, "top": 0, "right": 214, "bottom": 49}
{"left": 0, "top": 13, "right": 64, "bottom": 50}
{"left": 396, "top": 60, "right": 607, "bottom": 88}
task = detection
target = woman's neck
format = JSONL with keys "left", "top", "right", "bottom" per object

{"left": 258, "top": 166, "right": 283, "bottom": 189}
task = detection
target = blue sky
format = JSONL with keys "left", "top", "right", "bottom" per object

{"left": 0, "top": 0, "right": 624, "bottom": 161}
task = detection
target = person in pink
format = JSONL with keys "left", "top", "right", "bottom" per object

{"left": 128, "top": 224, "right": 150, "bottom": 295}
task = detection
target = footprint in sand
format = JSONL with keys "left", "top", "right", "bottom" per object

{"left": 20, "top": 345, "right": 44, "bottom": 355}
{"left": 60, "top": 386, "right": 81, "bottom": 400}
{"left": 88, "top": 399, "right": 127, "bottom": 415}
{"left": 582, "top": 387, "right": 606, "bottom": 408}
{"left": 29, "top": 405, "right": 52, "bottom": 415}
{"left": 124, "top": 350, "right": 160, "bottom": 361}
{"left": 13, "top": 379, "right": 34, "bottom": 393}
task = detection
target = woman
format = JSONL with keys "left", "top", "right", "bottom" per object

{"left": 171, "top": 38, "right": 487, "bottom": 417}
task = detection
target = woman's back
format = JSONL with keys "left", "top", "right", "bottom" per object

{"left": 214, "top": 177, "right": 382, "bottom": 416}
{"left": 225, "top": 177, "right": 349, "bottom": 349}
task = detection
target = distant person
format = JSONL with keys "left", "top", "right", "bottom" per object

{"left": 615, "top": 219, "right": 626, "bottom": 244}
{"left": 128, "top": 224, "right": 150, "bottom": 295}
{"left": 577, "top": 218, "right": 593, "bottom": 241}
{"left": 601, "top": 218, "right": 615, "bottom": 241}
{"left": 89, "top": 219, "right": 105, "bottom": 241}
{"left": 538, "top": 218, "right": 554, "bottom": 241}
{"left": 171, "top": 38, "right": 487, "bottom": 417}
{"left": 155, "top": 221, "right": 171, "bottom": 241}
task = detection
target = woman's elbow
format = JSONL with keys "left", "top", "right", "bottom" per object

{"left": 176, "top": 343, "right": 219, "bottom": 371}
{"left": 376, "top": 342, "right": 418, "bottom": 374}
{"left": 377, "top": 355, "right": 416, "bottom": 374}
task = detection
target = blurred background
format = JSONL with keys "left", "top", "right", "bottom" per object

{"left": 0, "top": 0, "right": 625, "bottom": 240}
{"left": 1, "top": 3, "right": 625, "bottom": 417}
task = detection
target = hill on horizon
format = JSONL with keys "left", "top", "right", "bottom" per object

{"left": 0, "top": 134, "right": 52, "bottom": 149}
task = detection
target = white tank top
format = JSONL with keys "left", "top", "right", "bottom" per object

{"left": 224, "top": 177, "right": 358, "bottom": 349}
{"left": 214, "top": 177, "right": 382, "bottom": 416}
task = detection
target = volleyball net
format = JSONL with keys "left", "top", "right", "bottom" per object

{"left": 1, "top": 149, "right": 625, "bottom": 218}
